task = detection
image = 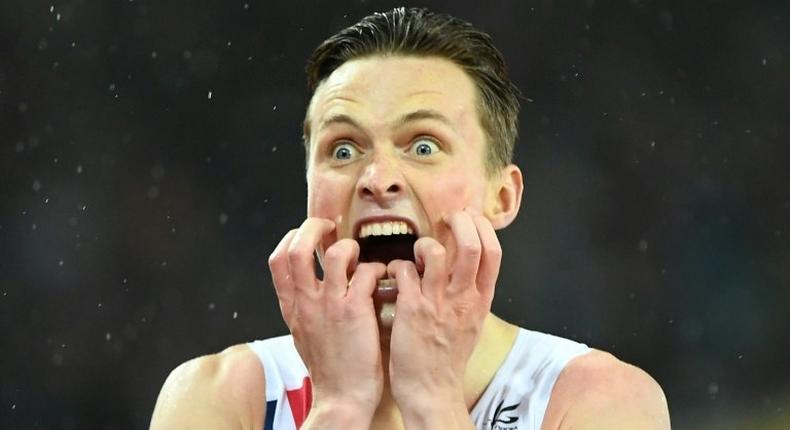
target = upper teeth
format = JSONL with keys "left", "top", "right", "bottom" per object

{"left": 359, "top": 221, "right": 414, "bottom": 238}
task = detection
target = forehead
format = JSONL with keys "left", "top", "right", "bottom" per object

{"left": 307, "top": 55, "right": 480, "bottom": 133}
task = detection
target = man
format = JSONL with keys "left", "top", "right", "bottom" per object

{"left": 151, "top": 7, "right": 670, "bottom": 430}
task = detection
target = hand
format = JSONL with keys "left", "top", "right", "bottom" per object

{"left": 386, "top": 211, "right": 502, "bottom": 425}
{"left": 268, "top": 218, "right": 387, "bottom": 420}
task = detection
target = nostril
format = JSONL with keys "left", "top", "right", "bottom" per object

{"left": 386, "top": 184, "right": 400, "bottom": 193}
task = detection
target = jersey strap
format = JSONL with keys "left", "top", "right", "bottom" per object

{"left": 249, "top": 336, "right": 312, "bottom": 430}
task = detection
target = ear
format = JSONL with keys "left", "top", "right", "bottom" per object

{"left": 485, "top": 164, "right": 523, "bottom": 230}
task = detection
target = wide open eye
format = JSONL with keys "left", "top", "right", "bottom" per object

{"left": 332, "top": 142, "right": 359, "bottom": 161}
{"left": 408, "top": 137, "right": 441, "bottom": 157}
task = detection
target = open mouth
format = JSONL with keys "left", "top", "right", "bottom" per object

{"left": 356, "top": 220, "right": 418, "bottom": 264}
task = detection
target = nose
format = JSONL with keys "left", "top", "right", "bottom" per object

{"left": 357, "top": 153, "right": 405, "bottom": 204}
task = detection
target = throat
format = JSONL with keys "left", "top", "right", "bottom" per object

{"left": 371, "top": 395, "right": 405, "bottom": 430}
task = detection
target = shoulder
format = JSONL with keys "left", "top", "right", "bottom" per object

{"left": 150, "top": 343, "right": 266, "bottom": 430}
{"left": 542, "top": 349, "right": 670, "bottom": 430}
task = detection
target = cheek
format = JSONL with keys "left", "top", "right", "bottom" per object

{"left": 307, "top": 171, "right": 352, "bottom": 220}
{"left": 421, "top": 172, "right": 485, "bottom": 215}
{"left": 419, "top": 172, "right": 487, "bottom": 266}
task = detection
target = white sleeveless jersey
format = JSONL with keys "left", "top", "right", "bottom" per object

{"left": 247, "top": 328, "right": 590, "bottom": 430}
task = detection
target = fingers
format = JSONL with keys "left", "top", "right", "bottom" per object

{"left": 322, "top": 239, "right": 360, "bottom": 297}
{"left": 287, "top": 218, "right": 336, "bottom": 293}
{"left": 413, "top": 237, "right": 447, "bottom": 299}
{"left": 387, "top": 260, "right": 421, "bottom": 299}
{"left": 269, "top": 229, "right": 299, "bottom": 323}
{"left": 444, "top": 211, "right": 482, "bottom": 291}
{"left": 348, "top": 262, "right": 387, "bottom": 299}
{"left": 471, "top": 215, "right": 502, "bottom": 299}
{"left": 269, "top": 229, "right": 298, "bottom": 296}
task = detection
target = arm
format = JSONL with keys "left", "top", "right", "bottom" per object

{"left": 387, "top": 212, "right": 500, "bottom": 430}
{"left": 543, "top": 350, "right": 671, "bottom": 430}
{"left": 267, "top": 220, "right": 388, "bottom": 429}
{"left": 150, "top": 344, "right": 265, "bottom": 430}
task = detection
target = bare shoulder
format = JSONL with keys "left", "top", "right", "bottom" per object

{"left": 542, "top": 349, "right": 670, "bottom": 430}
{"left": 150, "top": 343, "right": 266, "bottom": 430}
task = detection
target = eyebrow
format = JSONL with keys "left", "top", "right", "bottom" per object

{"left": 316, "top": 109, "right": 453, "bottom": 134}
{"left": 318, "top": 113, "right": 363, "bottom": 132}
{"left": 396, "top": 109, "right": 453, "bottom": 128}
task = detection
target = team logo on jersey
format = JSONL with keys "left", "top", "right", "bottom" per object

{"left": 490, "top": 399, "right": 520, "bottom": 430}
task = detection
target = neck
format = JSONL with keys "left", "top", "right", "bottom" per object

{"left": 373, "top": 313, "right": 518, "bottom": 426}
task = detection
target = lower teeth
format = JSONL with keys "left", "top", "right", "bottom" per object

{"left": 379, "top": 302, "right": 396, "bottom": 328}
{"left": 375, "top": 278, "right": 398, "bottom": 329}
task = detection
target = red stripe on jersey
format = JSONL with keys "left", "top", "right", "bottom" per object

{"left": 285, "top": 377, "right": 312, "bottom": 428}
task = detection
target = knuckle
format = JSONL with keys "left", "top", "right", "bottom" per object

{"left": 267, "top": 251, "right": 283, "bottom": 268}
{"left": 323, "top": 245, "right": 345, "bottom": 262}
{"left": 458, "top": 241, "right": 482, "bottom": 257}
{"left": 415, "top": 236, "right": 437, "bottom": 249}
{"left": 486, "top": 245, "right": 503, "bottom": 259}
{"left": 425, "top": 243, "right": 446, "bottom": 260}
{"left": 325, "top": 239, "right": 358, "bottom": 263}
{"left": 287, "top": 244, "right": 313, "bottom": 264}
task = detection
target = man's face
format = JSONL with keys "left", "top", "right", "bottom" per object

{"left": 305, "top": 55, "right": 498, "bottom": 266}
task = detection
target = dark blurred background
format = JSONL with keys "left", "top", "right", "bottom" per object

{"left": 1, "top": 0, "right": 788, "bottom": 428}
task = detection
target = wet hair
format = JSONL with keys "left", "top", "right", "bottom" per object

{"left": 303, "top": 7, "right": 521, "bottom": 174}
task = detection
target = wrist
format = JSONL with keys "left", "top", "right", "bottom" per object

{"left": 399, "top": 399, "right": 473, "bottom": 430}
{"left": 302, "top": 399, "right": 376, "bottom": 430}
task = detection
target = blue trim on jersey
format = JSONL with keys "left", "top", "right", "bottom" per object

{"left": 264, "top": 400, "right": 277, "bottom": 430}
